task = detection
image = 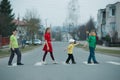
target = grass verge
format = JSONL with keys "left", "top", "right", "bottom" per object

{"left": 76, "top": 45, "right": 120, "bottom": 57}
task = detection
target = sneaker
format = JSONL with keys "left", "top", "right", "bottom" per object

{"left": 72, "top": 62, "right": 76, "bottom": 64}
{"left": 8, "top": 63, "right": 12, "bottom": 66}
{"left": 65, "top": 62, "right": 70, "bottom": 64}
{"left": 41, "top": 61, "right": 47, "bottom": 65}
{"left": 88, "top": 62, "right": 92, "bottom": 64}
{"left": 94, "top": 62, "right": 99, "bottom": 64}
{"left": 53, "top": 61, "right": 58, "bottom": 64}
{"left": 17, "top": 63, "right": 24, "bottom": 65}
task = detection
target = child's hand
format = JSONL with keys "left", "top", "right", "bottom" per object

{"left": 83, "top": 44, "right": 87, "bottom": 48}
{"left": 75, "top": 42, "right": 80, "bottom": 45}
{"left": 83, "top": 42, "right": 88, "bottom": 48}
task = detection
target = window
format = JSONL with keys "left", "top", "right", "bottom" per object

{"left": 102, "top": 11, "right": 106, "bottom": 18}
{"left": 110, "top": 23, "right": 116, "bottom": 31}
{"left": 109, "top": 6, "right": 116, "bottom": 16}
{"left": 112, "top": 8, "right": 115, "bottom": 16}
{"left": 102, "top": 11, "right": 106, "bottom": 24}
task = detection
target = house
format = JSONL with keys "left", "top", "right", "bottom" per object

{"left": 97, "top": 2, "right": 120, "bottom": 42}
{"left": 12, "top": 18, "right": 27, "bottom": 41}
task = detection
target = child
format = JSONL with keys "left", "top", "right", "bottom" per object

{"left": 65, "top": 39, "right": 80, "bottom": 64}
{"left": 8, "top": 29, "right": 24, "bottom": 66}
{"left": 84, "top": 31, "right": 99, "bottom": 64}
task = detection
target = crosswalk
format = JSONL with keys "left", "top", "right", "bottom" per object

{"left": 34, "top": 61, "right": 120, "bottom": 66}
{"left": 8, "top": 61, "right": 120, "bottom": 67}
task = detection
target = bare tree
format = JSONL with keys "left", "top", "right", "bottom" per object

{"left": 23, "top": 9, "right": 41, "bottom": 42}
{"left": 77, "top": 25, "right": 86, "bottom": 40}
{"left": 86, "top": 17, "right": 96, "bottom": 32}
{"left": 76, "top": 17, "right": 96, "bottom": 40}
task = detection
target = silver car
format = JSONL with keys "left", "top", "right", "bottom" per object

{"left": 33, "top": 39, "right": 42, "bottom": 45}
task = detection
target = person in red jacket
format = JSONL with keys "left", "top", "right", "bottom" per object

{"left": 42, "top": 27, "right": 57, "bottom": 64}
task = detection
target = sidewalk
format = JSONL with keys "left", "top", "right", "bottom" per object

{"left": 0, "top": 45, "right": 9, "bottom": 51}
{"left": 80, "top": 41, "right": 120, "bottom": 50}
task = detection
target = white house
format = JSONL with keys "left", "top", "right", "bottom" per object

{"left": 97, "top": 2, "right": 120, "bottom": 42}
{"left": 12, "top": 18, "right": 27, "bottom": 39}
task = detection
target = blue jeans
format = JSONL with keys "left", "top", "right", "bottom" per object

{"left": 88, "top": 47, "right": 97, "bottom": 63}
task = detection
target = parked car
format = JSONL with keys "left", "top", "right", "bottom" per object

{"left": 26, "top": 40, "right": 32, "bottom": 45}
{"left": 33, "top": 39, "right": 42, "bottom": 45}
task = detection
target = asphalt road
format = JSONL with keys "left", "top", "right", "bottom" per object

{"left": 0, "top": 42, "right": 120, "bottom": 80}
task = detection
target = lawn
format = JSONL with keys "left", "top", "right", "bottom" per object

{"left": 0, "top": 45, "right": 41, "bottom": 58}
{"left": 0, "top": 50, "right": 10, "bottom": 58}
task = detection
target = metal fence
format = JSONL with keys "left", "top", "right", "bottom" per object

{"left": 0, "top": 35, "right": 9, "bottom": 48}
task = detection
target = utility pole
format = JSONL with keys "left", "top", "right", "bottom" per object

{"left": 67, "top": 0, "right": 80, "bottom": 39}
{"left": 67, "top": 0, "right": 80, "bottom": 28}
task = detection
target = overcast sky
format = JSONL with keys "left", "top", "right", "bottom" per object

{"left": 10, "top": 0, "right": 119, "bottom": 26}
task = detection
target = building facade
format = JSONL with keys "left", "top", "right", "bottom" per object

{"left": 12, "top": 18, "right": 27, "bottom": 39}
{"left": 97, "top": 2, "right": 120, "bottom": 42}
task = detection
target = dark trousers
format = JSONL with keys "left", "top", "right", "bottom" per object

{"left": 42, "top": 51, "right": 55, "bottom": 61}
{"left": 8, "top": 48, "right": 21, "bottom": 64}
{"left": 88, "top": 47, "right": 97, "bottom": 63}
{"left": 66, "top": 54, "right": 75, "bottom": 63}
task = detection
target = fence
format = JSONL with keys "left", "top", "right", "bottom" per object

{"left": 0, "top": 35, "right": 1, "bottom": 48}
{"left": 0, "top": 35, "right": 9, "bottom": 48}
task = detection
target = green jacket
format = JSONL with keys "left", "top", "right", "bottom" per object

{"left": 87, "top": 36, "right": 96, "bottom": 48}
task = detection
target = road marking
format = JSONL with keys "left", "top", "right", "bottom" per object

{"left": 83, "top": 61, "right": 97, "bottom": 65}
{"left": 61, "top": 62, "right": 70, "bottom": 65}
{"left": 13, "top": 63, "right": 17, "bottom": 66}
{"left": 8, "top": 63, "right": 17, "bottom": 67}
{"left": 107, "top": 61, "right": 120, "bottom": 65}
{"left": 34, "top": 62, "right": 42, "bottom": 66}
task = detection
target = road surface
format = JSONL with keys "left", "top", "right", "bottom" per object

{"left": 0, "top": 42, "right": 120, "bottom": 80}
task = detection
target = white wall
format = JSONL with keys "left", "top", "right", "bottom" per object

{"left": 116, "top": 2, "right": 120, "bottom": 39}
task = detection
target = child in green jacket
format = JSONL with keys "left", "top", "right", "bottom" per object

{"left": 86, "top": 31, "right": 99, "bottom": 64}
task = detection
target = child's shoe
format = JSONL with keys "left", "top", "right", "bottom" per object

{"left": 72, "top": 62, "right": 76, "bottom": 64}
{"left": 66, "top": 62, "right": 70, "bottom": 64}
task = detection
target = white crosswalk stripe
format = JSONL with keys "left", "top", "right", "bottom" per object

{"left": 8, "top": 63, "right": 17, "bottom": 67}
{"left": 61, "top": 62, "right": 70, "bottom": 65}
{"left": 107, "top": 61, "right": 120, "bottom": 65}
{"left": 83, "top": 61, "right": 97, "bottom": 65}
{"left": 34, "top": 62, "right": 43, "bottom": 66}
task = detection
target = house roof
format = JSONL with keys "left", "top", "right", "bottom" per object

{"left": 12, "top": 19, "right": 27, "bottom": 26}
{"left": 106, "top": 1, "right": 120, "bottom": 7}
